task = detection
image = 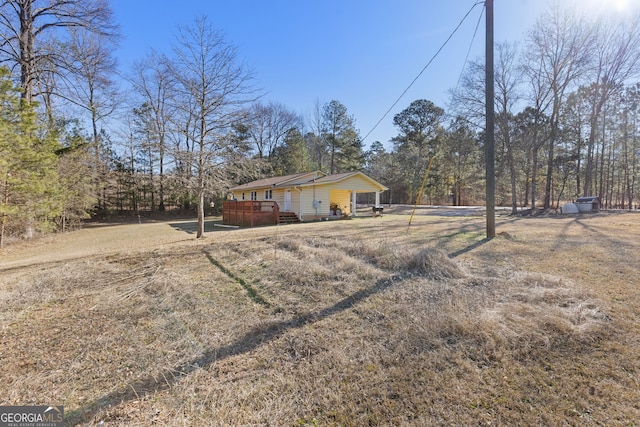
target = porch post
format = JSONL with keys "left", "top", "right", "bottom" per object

{"left": 375, "top": 191, "right": 380, "bottom": 207}
{"left": 351, "top": 191, "right": 357, "bottom": 216}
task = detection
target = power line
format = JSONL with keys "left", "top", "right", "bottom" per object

{"left": 442, "top": 1, "right": 485, "bottom": 127}
{"left": 362, "top": 1, "right": 484, "bottom": 144}
{"left": 453, "top": 3, "right": 485, "bottom": 100}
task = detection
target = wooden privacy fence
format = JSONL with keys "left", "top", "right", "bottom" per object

{"left": 222, "top": 200, "right": 280, "bottom": 227}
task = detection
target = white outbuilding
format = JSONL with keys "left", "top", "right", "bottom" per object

{"left": 561, "top": 203, "right": 579, "bottom": 214}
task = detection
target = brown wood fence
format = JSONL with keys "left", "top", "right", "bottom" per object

{"left": 222, "top": 200, "right": 280, "bottom": 227}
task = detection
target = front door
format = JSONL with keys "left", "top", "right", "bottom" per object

{"left": 284, "top": 190, "right": 292, "bottom": 211}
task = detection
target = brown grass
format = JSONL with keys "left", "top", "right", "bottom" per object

{"left": 1, "top": 212, "right": 639, "bottom": 426}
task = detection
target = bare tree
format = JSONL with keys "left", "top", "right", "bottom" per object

{"left": 167, "top": 16, "right": 255, "bottom": 238}
{"left": 245, "top": 101, "right": 302, "bottom": 159}
{"left": 495, "top": 42, "right": 523, "bottom": 214}
{"left": 56, "top": 134, "right": 97, "bottom": 232}
{"left": 449, "top": 60, "right": 485, "bottom": 128}
{"left": 524, "top": 2, "right": 592, "bottom": 209}
{"left": 443, "top": 117, "right": 482, "bottom": 206}
{"left": 55, "top": 29, "right": 119, "bottom": 210}
{"left": 581, "top": 14, "right": 640, "bottom": 197}
{"left": 0, "top": 0, "right": 117, "bottom": 103}
{"left": 305, "top": 99, "right": 326, "bottom": 170}
{"left": 521, "top": 35, "right": 555, "bottom": 212}
{"left": 478, "top": 43, "right": 524, "bottom": 212}
{"left": 621, "top": 84, "right": 640, "bottom": 209}
{"left": 130, "top": 52, "right": 175, "bottom": 211}
{"left": 450, "top": 42, "right": 523, "bottom": 213}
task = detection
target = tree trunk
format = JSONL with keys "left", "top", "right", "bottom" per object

{"left": 0, "top": 216, "right": 5, "bottom": 248}
{"left": 598, "top": 117, "right": 606, "bottom": 201}
{"left": 543, "top": 127, "right": 555, "bottom": 210}
{"left": 583, "top": 100, "right": 604, "bottom": 197}
{"left": 196, "top": 189, "right": 205, "bottom": 238}
{"left": 19, "top": 0, "right": 35, "bottom": 102}
{"left": 531, "top": 148, "right": 539, "bottom": 212}
{"left": 159, "top": 143, "right": 165, "bottom": 211}
{"left": 1, "top": 176, "right": 7, "bottom": 247}
{"left": 507, "top": 143, "right": 518, "bottom": 214}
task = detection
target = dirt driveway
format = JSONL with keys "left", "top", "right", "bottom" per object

{"left": 380, "top": 204, "right": 513, "bottom": 216}
{"left": 0, "top": 206, "right": 621, "bottom": 271}
{"left": 0, "top": 219, "right": 201, "bottom": 270}
{"left": 1, "top": 207, "right": 495, "bottom": 267}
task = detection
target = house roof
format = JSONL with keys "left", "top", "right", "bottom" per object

{"left": 296, "top": 171, "right": 388, "bottom": 191}
{"left": 229, "top": 171, "right": 325, "bottom": 191}
{"left": 229, "top": 170, "right": 388, "bottom": 192}
{"left": 310, "top": 171, "right": 359, "bottom": 184}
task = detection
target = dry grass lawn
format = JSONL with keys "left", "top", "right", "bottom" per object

{"left": 1, "top": 210, "right": 639, "bottom": 426}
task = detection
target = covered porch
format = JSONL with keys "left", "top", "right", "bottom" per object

{"left": 328, "top": 188, "right": 384, "bottom": 217}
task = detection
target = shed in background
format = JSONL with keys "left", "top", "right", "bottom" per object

{"left": 575, "top": 196, "right": 600, "bottom": 213}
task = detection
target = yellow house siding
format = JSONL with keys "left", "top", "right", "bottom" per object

{"left": 329, "top": 189, "right": 352, "bottom": 214}
{"left": 292, "top": 189, "right": 301, "bottom": 216}
{"left": 300, "top": 190, "right": 314, "bottom": 217}
{"left": 331, "top": 175, "right": 382, "bottom": 192}
{"left": 272, "top": 188, "right": 286, "bottom": 209}
{"left": 299, "top": 186, "right": 329, "bottom": 219}
{"left": 272, "top": 187, "right": 302, "bottom": 216}
{"left": 228, "top": 171, "right": 387, "bottom": 222}
{"left": 231, "top": 188, "right": 273, "bottom": 202}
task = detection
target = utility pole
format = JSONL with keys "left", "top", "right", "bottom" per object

{"left": 485, "top": 0, "right": 496, "bottom": 238}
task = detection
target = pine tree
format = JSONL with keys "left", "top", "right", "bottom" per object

{"left": 391, "top": 99, "right": 444, "bottom": 203}
{"left": 321, "top": 100, "right": 364, "bottom": 174}
{"left": 272, "top": 128, "right": 312, "bottom": 174}
{"left": 0, "top": 67, "right": 60, "bottom": 246}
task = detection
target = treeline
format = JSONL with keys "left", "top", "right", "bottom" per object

{"left": 1, "top": 1, "right": 640, "bottom": 244}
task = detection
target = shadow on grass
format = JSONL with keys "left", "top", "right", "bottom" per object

{"left": 64, "top": 257, "right": 400, "bottom": 425}
{"left": 168, "top": 219, "right": 227, "bottom": 234}
{"left": 204, "top": 252, "right": 270, "bottom": 307}
{"left": 449, "top": 237, "right": 493, "bottom": 258}
{"left": 552, "top": 213, "right": 636, "bottom": 256}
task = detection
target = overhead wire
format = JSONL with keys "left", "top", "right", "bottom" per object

{"left": 444, "top": 1, "right": 486, "bottom": 127}
{"left": 362, "top": 1, "right": 485, "bottom": 144}
{"left": 452, "top": 3, "right": 485, "bottom": 103}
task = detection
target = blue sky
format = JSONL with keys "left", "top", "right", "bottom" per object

{"left": 109, "top": 0, "right": 639, "bottom": 150}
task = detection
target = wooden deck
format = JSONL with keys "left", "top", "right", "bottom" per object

{"left": 223, "top": 200, "right": 280, "bottom": 227}
{"left": 222, "top": 200, "right": 301, "bottom": 227}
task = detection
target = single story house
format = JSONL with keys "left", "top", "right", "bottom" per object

{"left": 223, "top": 171, "right": 388, "bottom": 226}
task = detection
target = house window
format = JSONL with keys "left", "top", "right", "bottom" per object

{"left": 250, "top": 191, "right": 257, "bottom": 201}
{"left": 241, "top": 193, "right": 245, "bottom": 200}
{"left": 265, "top": 189, "right": 272, "bottom": 200}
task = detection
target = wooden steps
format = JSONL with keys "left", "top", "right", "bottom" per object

{"left": 278, "top": 211, "right": 300, "bottom": 224}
